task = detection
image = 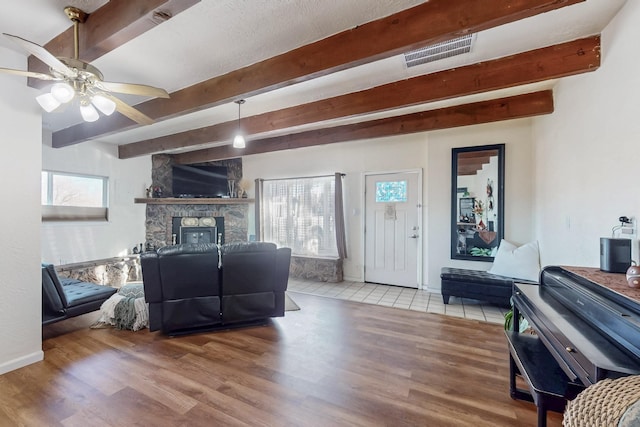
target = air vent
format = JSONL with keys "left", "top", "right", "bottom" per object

{"left": 404, "top": 34, "right": 474, "bottom": 68}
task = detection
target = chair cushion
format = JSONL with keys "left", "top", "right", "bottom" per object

{"left": 156, "top": 243, "right": 221, "bottom": 299}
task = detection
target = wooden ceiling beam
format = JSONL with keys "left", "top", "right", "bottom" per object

{"left": 119, "top": 35, "right": 598, "bottom": 159}
{"left": 28, "top": 0, "right": 200, "bottom": 89}
{"left": 53, "top": 0, "right": 584, "bottom": 147}
{"left": 172, "top": 90, "right": 554, "bottom": 164}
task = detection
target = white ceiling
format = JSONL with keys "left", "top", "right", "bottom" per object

{"left": 0, "top": 0, "right": 627, "bottom": 154}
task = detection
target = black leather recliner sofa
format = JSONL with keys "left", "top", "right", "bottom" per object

{"left": 140, "top": 241, "right": 292, "bottom": 336}
{"left": 42, "top": 263, "right": 117, "bottom": 325}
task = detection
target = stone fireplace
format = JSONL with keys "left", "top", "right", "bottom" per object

{"left": 140, "top": 154, "right": 249, "bottom": 250}
{"left": 143, "top": 201, "right": 250, "bottom": 250}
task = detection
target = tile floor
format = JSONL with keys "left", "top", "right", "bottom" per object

{"left": 288, "top": 278, "right": 509, "bottom": 325}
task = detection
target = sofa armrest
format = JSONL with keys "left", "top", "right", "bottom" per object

{"left": 140, "top": 251, "right": 163, "bottom": 303}
{"left": 274, "top": 248, "right": 292, "bottom": 292}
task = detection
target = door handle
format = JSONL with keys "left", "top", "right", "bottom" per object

{"left": 409, "top": 234, "right": 419, "bottom": 239}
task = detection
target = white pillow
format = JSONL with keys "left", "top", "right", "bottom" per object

{"left": 487, "top": 239, "right": 540, "bottom": 282}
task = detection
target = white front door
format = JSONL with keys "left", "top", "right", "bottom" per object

{"left": 364, "top": 171, "right": 422, "bottom": 288}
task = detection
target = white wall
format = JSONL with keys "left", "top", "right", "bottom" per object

{"left": 532, "top": 0, "right": 640, "bottom": 267}
{"left": 0, "top": 47, "right": 43, "bottom": 374}
{"left": 243, "top": 119, "right": 535, "bottom": 290}
{"left": 426, "top": 119, "right": 535, "bottom": 289}
{"left": 41, "top": 138, "right": 150, "bottom": 264}
{"left": 243, "top": 133, "right": 429, "bottom": 282}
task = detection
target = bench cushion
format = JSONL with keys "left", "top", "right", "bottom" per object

{"left": 441, "top": 267, "right": 516, "bottom": 286}
{"left": 60, "top": 277, "right": 117, "bottom": 307}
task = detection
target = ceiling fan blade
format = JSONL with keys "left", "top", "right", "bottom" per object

{"left": 94, "top": 80, "right": 170, "bottom": 99}
{"left": 100, "top": 93, "right": 154, "bottom": 125}
{"left": 2, "top": 33, "right": 76, "bottom": 79}
{"left": 0, "top": 67, "right": 57, "bottom": 81}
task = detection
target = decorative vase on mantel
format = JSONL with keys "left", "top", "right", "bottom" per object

{"left": 228, "top": 180, "right": 236, "bottom": 198}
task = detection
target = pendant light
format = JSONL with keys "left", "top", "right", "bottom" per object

{"left": 233, "top": 99, "right": 246, "bottom": 148}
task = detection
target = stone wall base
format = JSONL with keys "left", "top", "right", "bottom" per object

{"left": 290, "top": 256, "right": 343, "bottom": 283}
{"left": 55, "top": 253, "right": 342, "bottom": 287}
{"left": 56, "top": 256, "right": 142, "bottom": 288}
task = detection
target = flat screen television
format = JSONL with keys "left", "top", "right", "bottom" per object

{"left": 172, "top": 164, "right": 228, "bottom": 198}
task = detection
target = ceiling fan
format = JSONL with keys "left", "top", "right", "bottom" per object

{"left": 0, "top": 6, "right": 169, "bottom": 125}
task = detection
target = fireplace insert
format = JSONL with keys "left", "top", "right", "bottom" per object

{"left": 171, "top": 216, "right": 225, "bottom": 245}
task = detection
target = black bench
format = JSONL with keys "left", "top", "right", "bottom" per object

{"left": 440, "top": 267, "right": 536, "bottom": 307}
{"left": 505, "top": 331, "right": 583, "bottom": 427}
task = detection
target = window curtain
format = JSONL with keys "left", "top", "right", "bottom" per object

{"left": 254, "top": 178, "right": 262, "bottom": 241}
{"left": 258, "top": 174, "right": 345, "bottom": 258}
{"left": 335, "top": 172, "right": 347, "bottom": 259}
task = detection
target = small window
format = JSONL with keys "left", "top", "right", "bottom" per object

{"left": 41, "top": 171, "right": 109, "bottom": 221}
{"left": 375, "top": 180, "right": 407, "bottom": 202}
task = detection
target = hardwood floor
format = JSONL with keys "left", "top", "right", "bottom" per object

{"left": 1, "top": 293, "right": 562, "bottom": 426}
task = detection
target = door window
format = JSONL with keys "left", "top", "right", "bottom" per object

{"left": 375, "top": 180, "right": 407, "bottom": 202}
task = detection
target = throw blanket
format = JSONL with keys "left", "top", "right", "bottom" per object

{"left": 93, "top": 283, "right": 148, "bottom": 331}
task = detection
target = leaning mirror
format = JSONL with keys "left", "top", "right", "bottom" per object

{"left": 451, "top": 144, "right": 504, "bottom": 261}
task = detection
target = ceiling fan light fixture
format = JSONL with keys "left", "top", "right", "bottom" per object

{"left": 91, "top": 94, "right": 116, "bottom": 116}
{"left": 80, "top": 102, "right": 99, "bottom": 122}
{"left": 1, "top": 5, "right": 168, "bottom": 127}
{"left": 36, "top": 93, "right": 61, "bottom": 112}
{"left": 50, "top": 82, "right": 75, "bottom": 103}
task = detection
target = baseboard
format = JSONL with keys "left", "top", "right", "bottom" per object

{"left": 0, "top": 350, "right": 44, "bottom": 375}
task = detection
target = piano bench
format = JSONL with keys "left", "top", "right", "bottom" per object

{"left": 440, "top": 267, "right": 525, "bottom": 307}
{"left": 506, "top": 331, "right": 584, "bottom": 427}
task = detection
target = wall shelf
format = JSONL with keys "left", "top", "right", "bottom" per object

{"left": 134, "top": 198, "right": 254, "bottom": 205}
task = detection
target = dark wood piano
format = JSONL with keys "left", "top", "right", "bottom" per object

{"left": 506, "top": 265, "right": 640, "bottom": 427}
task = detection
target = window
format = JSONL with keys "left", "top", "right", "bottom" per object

{"left": 41, "top": 171, "right": 109, "bottom": 221}
{"left": 375, "top": 180, "right": 407, "bottom": 202}
{"left": 262, "top": 176, "right": 337, "bottom": 257}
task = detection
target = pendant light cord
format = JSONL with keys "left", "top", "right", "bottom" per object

{"left": 236, "top": 99, "right": 245, "bottom": 131}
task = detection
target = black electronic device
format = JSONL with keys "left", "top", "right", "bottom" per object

{"left": 172, "top": 164, "right": 228, "bottom": 198}
{"left": 600, "top": 237, "right": 631, "bottom": 273}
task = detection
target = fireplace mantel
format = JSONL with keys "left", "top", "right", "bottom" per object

{"left": 135, "top": 198, "right": 254, "bottom": 205}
